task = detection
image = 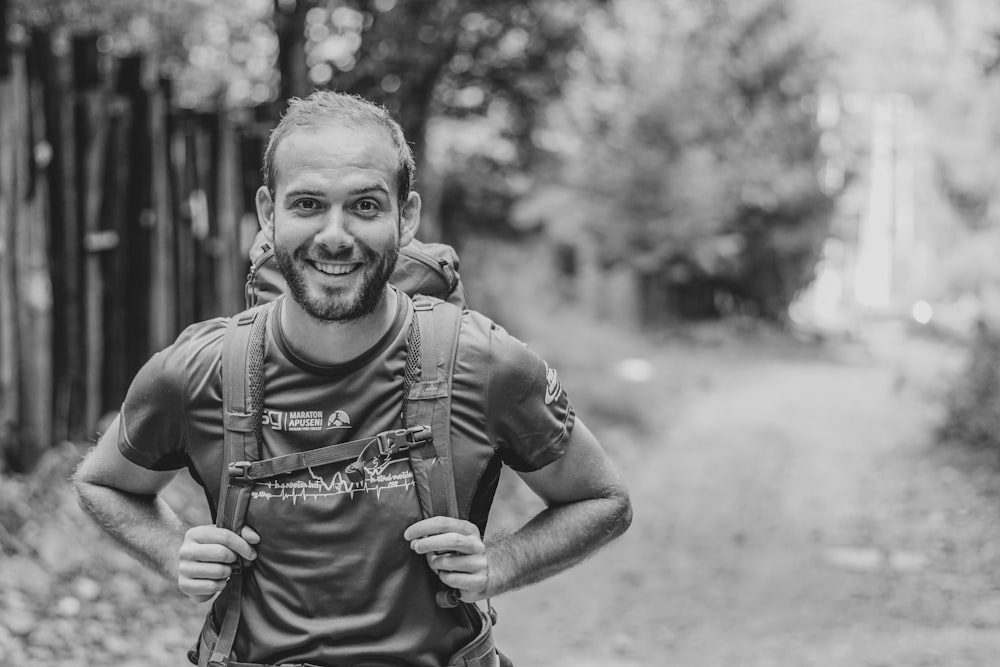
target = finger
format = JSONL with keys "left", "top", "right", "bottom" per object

{"left": 410, "top": 532, "right": 484, "bottom": 556}
{"left": 241, "top": 525, "right": 262, "bottom": 545}
{"left": 179, "top": 541, "right": 240, "bottom": 565}
{"left": 187, "top": 525, "right": 257, "bottom": 561}
{"left": 178, "top": 559, "right": 234, "bottom": 582}
{"left": 403, "top": 517, "right": 478, "bottom": 541}
{"left": 428, "top": 552, "right": 484, "bottom": 573}
{"left": 178, "top": 574, "right": 228, "bottom": 601}
{"left": 436, "top": 571, "right": 489, "bottom": 601}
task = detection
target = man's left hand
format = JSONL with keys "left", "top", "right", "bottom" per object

{"left": 404, "top": 517, "right": 489, "bottom": 602}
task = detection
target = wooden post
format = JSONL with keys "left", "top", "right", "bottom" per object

{"left": 217, "top": 110, "right": 245, "bottom": 314}
{"left": 174, "top": 113, "right": 195, "bottom": 327}
{"left": 0, "top": 35, "right": 19, "bottom": 467}
{"left": 22, "top": 32, "right": 54, "bottom": 462}
{"left": 192, "top": 111, "right": 218, "bottom": 319}
{"left": 149, "top": 72, "right": 177, "bottom": 350}
{"left": 103, "top": 90, "right": 133, "bottom": 408}
{"left": 76, "top": 33, "right": 110, "bottom": 435}
{"left": 0, "top": 0, "right": 9, "bottom": 80}
{"left": 274, "top": 0, "right": 310, "bottom": 102}
{"left": 46, "top": 28, "right": 85, "bottom": 442}
{"left": 114, "top": 54, "right": 153, "bottom": 385}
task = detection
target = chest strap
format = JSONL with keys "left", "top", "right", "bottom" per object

{"left": 226, "top": 425, "right": 432, "bottom": 484}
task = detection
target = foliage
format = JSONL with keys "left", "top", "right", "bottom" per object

{"left": 302, "top": 1, "right": 597, "bottom": 148}
{"left": 9, "top": 0, "right": 840, "bottom": 322}
{"left": 913, "top": 0, "right": 1000, "bottom": 301}
{"left": 938, "top": 321, "right": 1000, "bottom": 456}
{"left": 538, "top": 0, "right": 834, "bottom": 322}
{"left": 10, "top": 0, "right": 278, "bottom": 109}
{"left": 297, "top": 0, "right": 604, "bottom": 239}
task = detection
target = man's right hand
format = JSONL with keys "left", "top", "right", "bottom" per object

{"left": 177, "top": 525, "right": 261, "bottom": 602}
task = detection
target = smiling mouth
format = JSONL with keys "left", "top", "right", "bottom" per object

{"left": 309, "top": 260, "right": 360, "bottom": 276}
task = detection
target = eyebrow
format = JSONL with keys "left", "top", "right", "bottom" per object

{"left": 281, "top": 184, "right": 390, "bottom": 200}
{"left": 347, "top": 185, "right": 390, "bottom": 197}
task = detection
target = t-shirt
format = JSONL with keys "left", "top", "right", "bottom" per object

{"left": 117, "top": 289, "right": 575, "bottom": 666}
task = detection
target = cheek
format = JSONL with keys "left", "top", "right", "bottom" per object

{"left": 355, "top": 224, "right": 399, "bottom": 250}
{"left": 272, "top": 220, "right": 311, "bottom": 247}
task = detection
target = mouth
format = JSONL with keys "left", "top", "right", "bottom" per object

{"left": 308, "top": 259, "right": 360, "bottom": 276}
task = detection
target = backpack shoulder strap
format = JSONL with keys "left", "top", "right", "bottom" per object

{"left": 405, "top": 297, "right": 499, "bottom": 615}
{"left": 199, "top": 302, "right": 270, "bottom": 667}
{"left": 217, "top": 302, "right": 270, "bottom": 528}
{"left": 404, "top": 295, "right": 463, "bottom": 520}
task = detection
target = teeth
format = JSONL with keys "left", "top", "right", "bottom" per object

{"left": 313, "top": 261, "right": 356, "bottom": 276}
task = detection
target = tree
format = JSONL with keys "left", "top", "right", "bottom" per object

{"left": 537, "top": 0, "right": 834, "bottom": 322}
{"left": 11, "top": 0, "right": 279, "bottom": 109}
{"left": 272, "top": 0, "right": 603, "bottom": 241}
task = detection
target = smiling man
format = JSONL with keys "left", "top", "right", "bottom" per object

{"left": 263, "top": 119, "right": 408, "bottom": 323}
{"left": 73, "top": 91, "right": 631, "bottom": 667}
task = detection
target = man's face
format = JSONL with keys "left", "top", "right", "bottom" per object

{"left": 257, "top": 123, "right": 418, "bottom": 322}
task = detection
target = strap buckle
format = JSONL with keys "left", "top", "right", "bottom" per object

{"left": 404, "top": 425, "right": 432, "bottom": 447}
{"left": 376, "top": 426, "right": 432, "bottom": 456}
{"left": 375, "top": 430, "right": 404, "bottom": 457}
{"left": 345, "top": 426, "right": 432, "bottom": 483}
{"left": 228, "top": 461, "right": 253, "bottom": 483}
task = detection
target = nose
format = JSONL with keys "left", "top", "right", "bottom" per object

{"left": 313, "top": 208, "right": 354, "bottom": 251}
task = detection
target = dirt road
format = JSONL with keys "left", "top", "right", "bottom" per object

{"left": 492, "top": 323, "right": 1000, "bottom": 666}
{"left": 7, "top": 321, "right": 1000, "bottom": 666}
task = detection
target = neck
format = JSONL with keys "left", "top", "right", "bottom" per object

{"left": 278, "top": 288, "right": 398, "bottom": 365}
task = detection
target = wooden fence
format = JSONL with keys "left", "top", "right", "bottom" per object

{"left": 0, "top": 29, "right": 274, "bottom": 472}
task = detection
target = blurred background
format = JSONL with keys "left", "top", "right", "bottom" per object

{"left": 4, "top": 0, "right": 1000, "bottom": 665}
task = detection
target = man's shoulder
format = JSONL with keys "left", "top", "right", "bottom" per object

{"left": 459, "top": 308, "right": 529, "bottom": 353}
{"left": 406, "top": 298, "right": 537, "bottom": 372}
{"left": 171, "top": 316, "right": 229, "bottom": 355}
{"left": 453, "top": 308, "right": 546, "bottom": 387}
{"left": 144, "top": 316, "right": 228, "bottom": 385}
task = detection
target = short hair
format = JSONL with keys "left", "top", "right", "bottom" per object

{"left": 262, "top": 90, "right": 415, "bottom": 207}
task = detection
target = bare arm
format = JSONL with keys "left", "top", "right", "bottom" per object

{"left": 74, "top": 415, "right": 258, "bottom": 600}
{"left": 406, "top": 419, "right": 632, "bottom": 600}
{"left": 485, "top": 418, "right": 631, "bottom": 594}
{"left": 73, "top": 415, "right": 189, "bottom": 580}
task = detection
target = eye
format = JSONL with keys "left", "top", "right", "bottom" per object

{"left": 353, "top": 199, "right": 382, "bottom": 217}
{"left": 292, "top": 198, "right": 321, "bottom": 213}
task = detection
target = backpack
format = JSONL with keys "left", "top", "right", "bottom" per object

{"left": 244, "top": 229, "right": 467, "bottom": 309}
{"left": 190, "top": 235, "right": 504, "bottom": 666}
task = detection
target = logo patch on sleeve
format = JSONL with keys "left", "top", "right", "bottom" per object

{"left": 544, "top": 363, "right": 563, "bottom": 405}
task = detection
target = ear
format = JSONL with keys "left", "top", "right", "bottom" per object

{"left": 255, "top": 186, "right": 275, "bottom": 237}
{"left": 398, "top": 191, "right": 421, "bottom": 247}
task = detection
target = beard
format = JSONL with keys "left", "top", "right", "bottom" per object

{"left": 275, "top": 239, "right": 399, "bottom": 322}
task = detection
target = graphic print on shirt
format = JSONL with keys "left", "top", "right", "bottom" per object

{"left": 250, "top": 456, "right": 414, "bottom": 505}
{"left": 262, "top": 408, "right": 352, "bottom": 431}
{"left": 326, "top": 410, "right": 351, "bottom": 429}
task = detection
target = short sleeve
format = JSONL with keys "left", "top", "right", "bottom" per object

{"left": 485, "top": 322, "right": 575, "bottom": 472}
{"left": 117, "top": 319, "right": 225, "bottom": 471}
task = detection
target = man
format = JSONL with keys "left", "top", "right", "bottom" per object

{"left": 74, "top": 90, "right": 631, "bottom": 666}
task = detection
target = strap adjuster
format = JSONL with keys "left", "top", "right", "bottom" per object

{"left": 413, "top": 299, "right": 435, "bottom": 311}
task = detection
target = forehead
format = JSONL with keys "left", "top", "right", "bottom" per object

{"left": 272, "top": 123, "right": 399, "bottom": 193}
